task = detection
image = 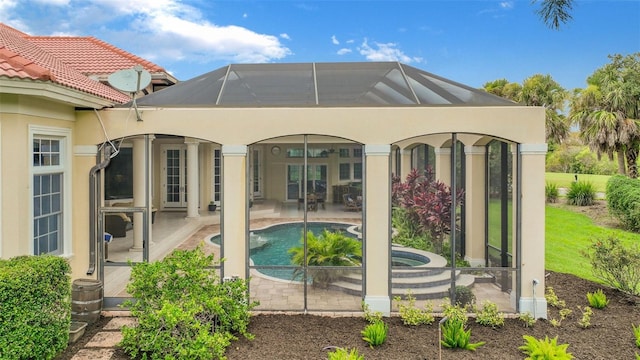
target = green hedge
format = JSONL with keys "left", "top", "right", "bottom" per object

{"left": 0, "top": 256, "right": 71, "bottom": 360}
{"left": 606, "top": 175, "right": 640, "bottom": 232}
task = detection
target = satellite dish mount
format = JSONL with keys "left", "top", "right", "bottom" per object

{"left": 108, "top": 65, "right": 152, "bottom": 121}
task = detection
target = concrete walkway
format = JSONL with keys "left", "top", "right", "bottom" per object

{"left": 69, "top": 315, "right": 135, "bottom": 360}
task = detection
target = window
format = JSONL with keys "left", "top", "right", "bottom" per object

{"left": 353, "top": 163, "right": 362, "bottom": 180}
{"left": 339, "top": 163, "right": 351, "bottom": 180}
{"left": 338, "top": 145, "right": 363, "bottom": 181}
{"left": 104, "top": 146, "right": 133, "bottom": 200}
{"left": 31, "top": 126, "right": 70, "bottom": 256}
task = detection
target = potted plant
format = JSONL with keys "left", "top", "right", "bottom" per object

{"left": 208, "top": 201, "right": 217, "bottom": 212}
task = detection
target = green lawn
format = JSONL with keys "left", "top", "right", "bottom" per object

{"left": 545, "top": 172, "right": 611, "bottom": 193}
{"left": 545, "top": 205, "right": 640, "bottom": 282}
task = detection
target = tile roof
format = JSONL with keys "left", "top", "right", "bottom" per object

{"left": 27, "top": 36, "right": 166, "bottom": 77}
{"left": 0, "top": 23, "right": 139, "bottom": 104}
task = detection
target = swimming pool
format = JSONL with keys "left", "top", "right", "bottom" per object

{"left": 209, "top": 221, "right": 431, "bottom": 281}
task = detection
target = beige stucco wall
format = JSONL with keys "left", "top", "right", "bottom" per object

{"left": 2, "top": 99, "right": 546, "bottom": 316}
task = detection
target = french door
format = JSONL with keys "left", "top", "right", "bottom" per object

{"left": 161, "top": 145, "right": 187, "bottom": 208}
{"left": 286, "top": 164, "right": 327, "bottom": 201}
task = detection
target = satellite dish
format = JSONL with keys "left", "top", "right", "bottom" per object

{"left": 108, "top": 65, "right": 152, "bottom": 93}
{"left": 107, "top": 65, "right": 151, "bottom": 121}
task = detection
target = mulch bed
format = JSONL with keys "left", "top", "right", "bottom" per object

{"left": 57, "top": 271, "right": 640, "bottom": 359}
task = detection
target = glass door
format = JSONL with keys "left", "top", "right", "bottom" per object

{"left": 287, "top": 164, "right": 327, "bottom": 201}
{"left": 162, "top": 145, "right": 187, "bottom": 208}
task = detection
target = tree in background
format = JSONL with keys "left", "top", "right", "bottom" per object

{"left": 483, "top": 74, "right": 569, "bottom": 146}
{"left": 569, "top": 53, "right": 640, "bottom": 178}
{"left": 534, "top": 0, "right": 574, "bottom": 30}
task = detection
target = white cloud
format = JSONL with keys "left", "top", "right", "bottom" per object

{"left": 280, "top": 33, "right": 291, "bottom": 40}
{"left": 358, "top": 39, "right": 422, "bottom": 63}
{"left": 243, "top": 13, "right": 248, "bottom": 18}
{"left": 500, "top": 1, "right": 514, "bottom": 9}
{"left": 337, "top": 48, "right": 351, "bottom": 55}
{"left": 331, "top": 35, "right": 339, "bottom": 45}
{"left": 4, "top": 0, "right": 292, "bottom": 64}
{"left": 346, "top": 39, "right": 354, "bottom": 44}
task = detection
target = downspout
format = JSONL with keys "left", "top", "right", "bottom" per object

{"left": 86, "top": 146, "right": 112, "bottom": 275}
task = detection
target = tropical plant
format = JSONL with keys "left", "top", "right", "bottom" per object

{"left": 569, "top": 53, "right": 640, "bottom": 178}
{"left": 361, "top": 320, "right": 388, "bottom": 348}
{"left": 565, "top": 180, "right": 596, "bottom": 206}
{"left": 519, "top": 335, "right": 573, "bottom": 359}
{"left": 484, "top": 74, "right": 570, "bottom": 146}
{"left": 289, "top": 229, "right": 362, "bottom": 288}
{"left": 633, "top": 323, "right": 640, "bottom": 348}
{"left": 533, "top": 0, "right": 574, "bottom": 30}
{"left": 326, "top": 347, "right": 365, "bottom": 360}
{"left": 440, "top": 318, "right": 485, "bottom": 351}
{"left": 545, "top": 182, "right": 559, "bottom": 203}
{"left": 586, "top": 289, "right": 609, "bottom": 309}
{"left": 392, "top": 168, "right": 464, "bottom": 254}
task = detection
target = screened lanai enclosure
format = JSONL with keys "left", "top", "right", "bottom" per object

{"left": 77, "top": 62, "right": 547, "bottom": 317}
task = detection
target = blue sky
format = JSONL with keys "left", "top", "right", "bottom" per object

{"left": 1, "top": 0, "right": 638, "bottom": 90}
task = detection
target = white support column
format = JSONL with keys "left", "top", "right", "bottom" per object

{"left": 518, "top": 143, "right": 548, "bottom": 319}
{"left": 435, "top": 147, "right": 451, "bottom": 185}
{"left": 399, "top": 149, "right": 412, "bottom": 179}
{"left": 222, "top": 145, "right": 248, "bottom": 278}
{"left": 185, "top": 138, "right": 200, "bottom": 218}
{"left": 364, "top": 144, "right": 391, "bottom": 316}
{"left": 464, "top": 146, "right": 486, "bottom": 267}
{"left": 131, "top": 137, "right": 145, "bottom": 251}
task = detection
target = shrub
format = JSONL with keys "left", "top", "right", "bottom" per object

{"left": 362, "top": 302, "right": 383, "bottom": 324}
{"left": 327, "top": 347, "right": 365, "bottom": 360}
{"left": 582, "top": 237, "right": 640, "bottom": 296}
{"left": 518, "top": 312, "right": 537, "bottom": 328}
{"left": 120, "top": 246, "right": 258, "bottom": 360}
{"left": 633, "top": 324, "right": 640, "bottom": 348}
{"left": 394, "top": 291, "right": 434, "bottom": 326}
{"left": 577, "top": 306, "right": 593, "bottom": 328}
{"left": 545, "top": 287, "right": 566, "bottom": 308}
{"left": 475, "top": 300, "right": 505, "bottom": 328}
{"left": 0, "top": 256, "right": 71, "bottom": 360}
{"left": 441, "top": 302, "right": 468, "bottom": 325}
{"left": 519, "top": 335, "right": 573, "bottom": 359}
{"left": 289, "top": 229, "right": 362, "bottom": 288}
{"left": 440, "top": 318, "right": 485, "bottom": 351}
{"left": 586, "top": 289, "right": 609, "bottom": 309}
{"left": 545, "top": 182, "right": 559, "bottom": 203}
{"left": 391, "top": 207, "right": 433, "bottom": 251}
{"left": 566, "top": 180, "right": 596, "bottom": 206}
{"left": 454, "top": 285, "right": 476, "bottom": 308}
{"left": 606, "top": 175, "right": 640, "bottom": 231}
{"left": 361, "top": 320, "right": 387, "bottom": 348}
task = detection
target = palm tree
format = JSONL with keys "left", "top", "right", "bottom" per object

{"left": 289, "top": 229, "right": 362, "bottom": 288}
{"left": 484, "top": 74, "right": 570, "bottom": 146}
{"left": 534, "top": 0, "right": 574, "bottom": 30}
{"left": 569, "top": 53, "right": 640, "bottom": 178}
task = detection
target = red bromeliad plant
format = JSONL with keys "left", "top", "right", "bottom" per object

{"left": 392, "top": 168, "right": 464, "bottom": 254}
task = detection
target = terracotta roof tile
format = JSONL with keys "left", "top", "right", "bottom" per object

{"left": 0, "top": 23, "right": 135, "bottom": 104}
{"left": 28, "top": 36, "right": 167, "bottom": 76}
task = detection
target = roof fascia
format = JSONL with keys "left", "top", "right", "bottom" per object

{"left": 0, "top": 78, "right": 115, "bottom": 108}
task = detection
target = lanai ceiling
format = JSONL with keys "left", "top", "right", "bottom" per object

{"left": 132, "top": 62, "right": 516, "bottom": 107}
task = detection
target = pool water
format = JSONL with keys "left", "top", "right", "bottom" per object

{"left": 209, "top": 222, "right": 429, "bottom": 281}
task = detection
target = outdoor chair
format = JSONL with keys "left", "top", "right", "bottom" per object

{"left": 342, "top": 193, "right": 362, "bottom": 212}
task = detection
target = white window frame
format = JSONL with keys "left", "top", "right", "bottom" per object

{"left": 29, "top": 125, "right": 72, "bottom": 257}
{"left": 338, "top": 146, "right": 363, "bottom": 182}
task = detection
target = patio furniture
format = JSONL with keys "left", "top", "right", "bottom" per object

{"left": 342, "top": 194, "right": 362, "bottom": 212}
{"left": 316, "top": 192, "right": 326, "bottom": 210}
{"left": 104, "top": 213, "right": 132, "bottom": 238}
{"left": 307, "top": 194, "right": 317, "bottom": 211}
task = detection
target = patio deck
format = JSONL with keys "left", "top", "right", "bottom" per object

{"left": 102, "top": 200, "right": 514, "bottom": 313}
